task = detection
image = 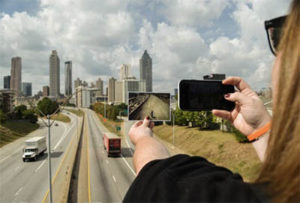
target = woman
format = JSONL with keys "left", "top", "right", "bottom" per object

{"left": 124, "top": 0, "right": 299, "bottom": 202}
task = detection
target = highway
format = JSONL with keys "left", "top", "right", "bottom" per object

{"left": 84, "top": 109, "right": 136, "bottom": 202}
{"left": 0, "top": 111, "right": 79, "bottom": 202}
{"left": 130, "top": 94, "right": 170, "bottom": 120}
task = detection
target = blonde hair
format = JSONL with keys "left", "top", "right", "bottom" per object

{"left": 257, "top": 0, "right": 300, "bottom": 202}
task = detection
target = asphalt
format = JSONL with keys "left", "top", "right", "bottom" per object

{"left": 83, "top": 109, "right": 136, "bottom": 202}
{"left": 0, "top": 111, "right": 79, "bottom": 202}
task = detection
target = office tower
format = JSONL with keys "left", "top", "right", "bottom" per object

{"left": 115, "top": 81, "right": 123, "bottom": 103}
{"left": 139, "top": 50, "right": 152, "bottom": 92}
{"left": 4, "top": 76, "right": 10, "bottom": 89}
{"left": 10, "top": 57, "right": 22, "bottom": 96}
{"left": 22, "top": 82, "right": 32, "bottom": 97}
{"left": 120, "top": 64, "right": 130, "bottom": 80}
{"left": 82, "top": 81, "right": 88, "bottom": 87}
{"left": 108, "top": 77, "right": 116, "bottom": 103}
{"left": 65, "top": 61, "right": 72, "bottom": 96}
{"left": 96, "top": 78, "right": 104, "bottom": 95}
{"left": 90, "top": 82, "right": 95, "bottom": 88}
{"left": 74, "top": 78, "right": 82, "bottom": 89}
{"left": 49, "top": 50, "right": 60, "bottom": 98}
{"left": 174, "top": 88, "right": 178, "bottom": 96}
{"left": 43, "top": 86, "right": 50, "bottom": 96}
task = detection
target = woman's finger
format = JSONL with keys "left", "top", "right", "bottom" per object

{"left": 212, "top": 109, "right": 232, "bottom": 121}
{"left": 222, "top": 77, "right": 251, "bottom": 91}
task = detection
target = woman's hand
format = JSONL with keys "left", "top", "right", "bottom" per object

{"left": 128, "top": 117, "right": 155, "bottom": 145}
{"left": 212, "top": 77, "right": 271, "bottom": 136}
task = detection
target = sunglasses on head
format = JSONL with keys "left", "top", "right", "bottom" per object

{"left": 264, "top": 15, "right": 287, "bottom": 56}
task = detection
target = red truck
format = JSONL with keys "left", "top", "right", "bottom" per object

{"left": 103, "top": 133, "right": 121, "bottom": 157}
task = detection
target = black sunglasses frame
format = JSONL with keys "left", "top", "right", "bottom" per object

{"left": 264, "top": 15, "right": 287, "bottom": 56}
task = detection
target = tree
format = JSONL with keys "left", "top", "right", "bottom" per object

{"left": 23, "top": 109, "right": 38, "bottom": 123}
{"left": 0, "top": 109, "right": 7, "bottom": 124}
{"left": 14, "top": 105, "right": 27, "bottom": 119}
{"left": 37, "top": 97, "right": 59, "bottom": 116}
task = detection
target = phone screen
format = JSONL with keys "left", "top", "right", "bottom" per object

{"left": 179, "top": 80, "right": 235, "bottom": 111}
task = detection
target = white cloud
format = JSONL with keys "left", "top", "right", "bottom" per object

{"left": 0, "top": 0, "right": 293, "bottom": 94}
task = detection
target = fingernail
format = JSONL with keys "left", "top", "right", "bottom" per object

{"left": 224, "top": 94, "right": 230, "bottom": 98}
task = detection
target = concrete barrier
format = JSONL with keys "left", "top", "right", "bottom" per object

{"left": 42, "top": 113, "right": 84, "bottom": 203}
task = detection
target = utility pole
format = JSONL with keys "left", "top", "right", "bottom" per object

{"left": 47, "top": 115, "right": 53, "bottom": 203}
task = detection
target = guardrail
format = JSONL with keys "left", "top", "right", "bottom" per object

{"left": 42, "top": 113, "right": 84, "bottom": 203}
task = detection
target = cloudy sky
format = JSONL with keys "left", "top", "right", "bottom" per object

{"left": 0, "top": 0, "right": 292, "bottom": 94}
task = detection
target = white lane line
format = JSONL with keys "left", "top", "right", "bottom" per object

{"left": 15, "top": 187, "right": 23, "bottom": 196}
{"left": 112, "top": 175, "right": 117, "bottom": 183}
{"left": 0, "top": 156, "right": 9, "bottom": 163}
{"left": 35, "top": 160, "right": 46, "bottom": 172}
{"left": 121, "top": 155, "right": 136, "bottom": 176}
{"left": 106, "top": 160, "right": 109, "bottom": 164}
{"left": 53, "top": 122, "right": 75, "bottom": 150}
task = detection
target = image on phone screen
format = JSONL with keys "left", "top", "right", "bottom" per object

{"left": 128, "top": 92, "right": 171, "bottom": 121}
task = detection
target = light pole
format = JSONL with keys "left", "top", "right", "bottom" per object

{"left": 47, "top": 115, "right": 53, "bottom": 203}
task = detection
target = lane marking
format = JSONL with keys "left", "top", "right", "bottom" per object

{"left": 112, "top": 175, "right": 117, "bottom": 183}
{"left": 15, "top": 187, "right": 23, "bottom": 196}
{"left": 121, "top": 155, "right": 136, "bottom": 176}
{"left": 53, "top": 122, "right": 74, "bottom": 150}
{"left": 35, "top": 160, "right": 46, "bottom": 172}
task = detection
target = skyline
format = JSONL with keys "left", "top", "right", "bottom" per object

{"left": 0, "top": 0, "right": 292, "bottom": 94}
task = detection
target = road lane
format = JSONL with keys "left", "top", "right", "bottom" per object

{"left": 0, "top": 112, "right": 79, "bottom": 202}
{"left": 84, "top": 109, "right": 136, "bottom": 202}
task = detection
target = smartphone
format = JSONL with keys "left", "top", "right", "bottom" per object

{"left": 178, "top": 80, "right": 235, "bottom": 111}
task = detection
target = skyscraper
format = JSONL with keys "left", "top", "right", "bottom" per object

{"left": 108, "top": 77, "right": 116, "bottom": 103}
{"left": 22, "top": 82, "right": 32, "bottom": 97}
{"left": 139, "top": 50, "right": 152, "bottom": 92}
{"left": 10, "top": 57, "right": 22, "bottom": 96}
{"left": 65, "top": 61, "right": 72, "bottom": 96}
{"left": 43, "top": 86, "right": 49, "bottom": 96}
{"left": 96, "top": 78, "right": 104, "bottom": 95}
{"left": 120, "top": 64, "right": 130, "bottom": 80}
{"left": 49, "top": 50, "right": 60, "bottom": 98}
{"left": 4, "top": 76, "right": 10, "bottom": 89}
{"left": 74, "top": 78, "right": 82, "bottom": 89}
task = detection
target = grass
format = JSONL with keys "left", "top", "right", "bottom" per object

{"left": 65, "top": 109, "right": 84, "bottom": 117}
{"left": 153, "top": 125, "right": 262, "bottom": 182}
{"left": 95, "top": 114, "right": 123, "bottom": 137}
{"left": 0, "top": 120, "right": 39, "bottom": 147}
{"left": 50, "top": 113, "right": 71, "bottom": 123}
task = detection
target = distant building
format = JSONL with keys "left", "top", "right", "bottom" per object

{"left": 43, "top": 86, "right": 50, "bottom": 96}
{"left": 96, "top": 78, "right": 104, "bottom": 96}
{"left": 90, "top": 82, "right": 95, "bottom": 88}
{"left": 49, "top": 50, "right": 60, "bottom": 98}
{"left": 108, "top": 77, "right": 116, "bottom": 103}
{"left": 4, "top": 76, "right": 10, "bottom": 89}
{"left": 139, "top": 50, "right": 152, "bottom": 92}
{"left": 22, "top": 82, "right": 32, "bottom": 97}
{"left": 174, "top": 88, "right": 178, "bottom": 96}
{"left": 114, "top": 78, "right": 146, "bottom": 104}
{"left": 203, "top": 74, "right": 226, "bottom": 80}
{"left": 74, "top": 78, "right": 82, "bottom": 89}
{"left": 120, "top": 64, "right": 130, "bottom": 80}
{"left": 10, "top": 57, "right": 22, "bottom": 96}
{"left": 65, "top": 61, "right": 72, "bottom": 96}
{"left": 75, "top": 86, "right": 94, "bottom": 108}
{"left": 82, "top": 81, "right": 88, "bottom": 87}
{"left": 0, "top": 90, "right": 15, "bottom": 113}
